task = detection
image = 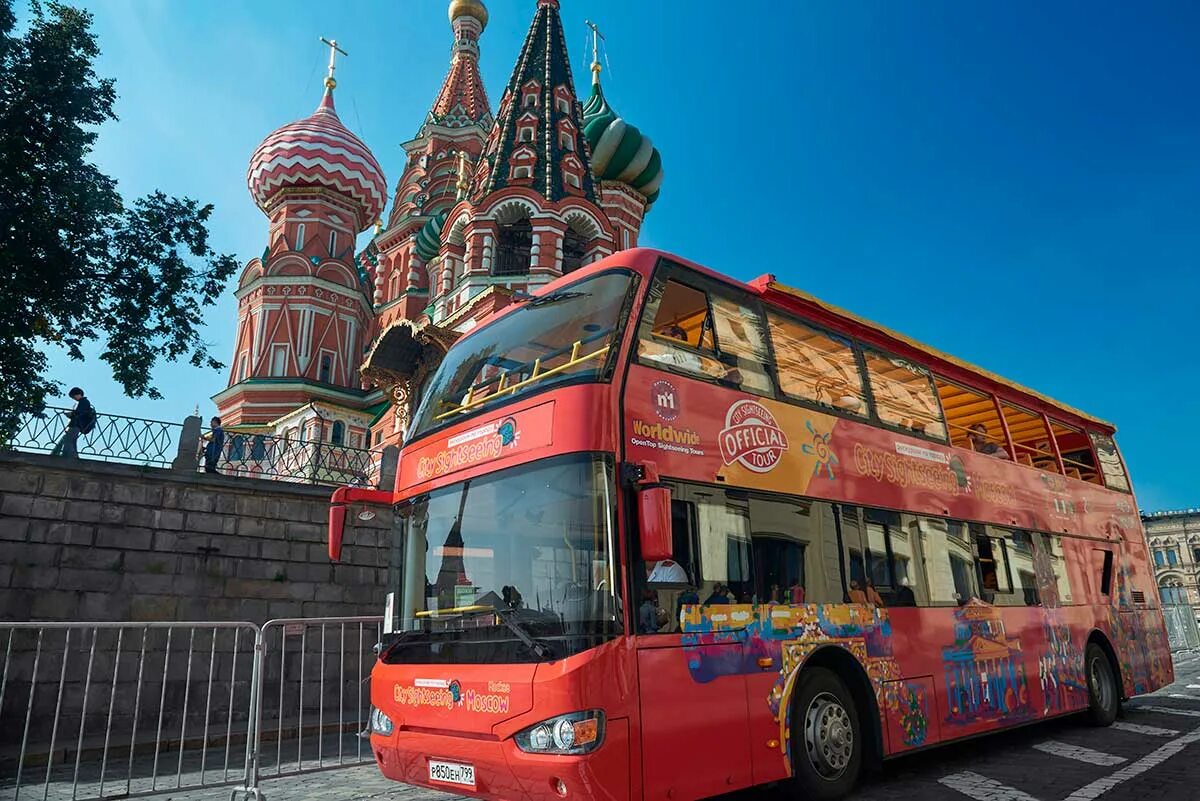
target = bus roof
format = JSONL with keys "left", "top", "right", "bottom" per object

{"left": 750, "top": 275, "right": 1114, "bottom": 431}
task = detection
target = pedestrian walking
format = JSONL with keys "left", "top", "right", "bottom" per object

{"left": 202, "top": 416, "right": 225, "bottom": 473}
{"left": 50, "top": 387, "right": 97, "bottom": 458}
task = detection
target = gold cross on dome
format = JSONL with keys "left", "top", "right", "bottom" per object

{"left": 319, "top": 37, "right": 348, "bottom": 89}
{"left": 585, "top": 20, "right": 604, "bottom": 70}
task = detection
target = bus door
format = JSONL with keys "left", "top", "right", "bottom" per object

{"left": 634, "top": 491, "right": 755, "bottom": 801}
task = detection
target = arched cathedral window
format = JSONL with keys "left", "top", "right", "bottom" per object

{"left": 494, "top": 217, "right": 532, "bottom": 277}
{"left": 561, "top": 227, "right": 587, "bottom": 274}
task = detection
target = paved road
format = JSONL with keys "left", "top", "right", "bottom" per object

{"left": 9, "top": 652, "right": 1200, "bottom": 801}
{"left": 263, "top": 650, "right": 1200, "bottom": 801}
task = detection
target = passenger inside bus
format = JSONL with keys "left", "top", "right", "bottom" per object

{"left": 969, "top": 423, "right": 1009, "bottom": 458}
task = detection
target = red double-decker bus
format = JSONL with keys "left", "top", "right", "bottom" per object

{"left": 330, "top": 248, "right": 1171, "bottom": 801}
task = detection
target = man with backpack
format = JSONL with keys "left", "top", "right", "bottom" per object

{"left": 51, "top": 387, "right": 97, "bottom": 458}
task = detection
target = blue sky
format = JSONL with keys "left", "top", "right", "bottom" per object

{"left": 30, "top": 0, "right": 1199, "bottom": 510}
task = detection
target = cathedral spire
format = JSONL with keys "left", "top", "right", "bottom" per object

{"left": 472, "top": 0, "right": 597, "bottom": 204}
{"left": 425, "top": 0, "right": 493, "bottom": 131}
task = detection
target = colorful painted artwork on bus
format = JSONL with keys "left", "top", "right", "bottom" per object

{"left": 680, "top": 603, "right": 901, "bottom": 768}
{"left": 941, "top": 601, "right": 1034, "bottom": 727}
{"left": 1038, "top": 610, "right": 1087, "bottom": 714}
{"left": 884, "top": 679, "right": 930, "bottom": 748}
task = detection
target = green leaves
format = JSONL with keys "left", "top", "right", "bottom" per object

{"left": 0, "top": 0, "right": 237, "bottom": 440}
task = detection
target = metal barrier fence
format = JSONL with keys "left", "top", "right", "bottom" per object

{"left": 6, "top": 407, "right": 183, "bottom": 467}
{"left": 250, "top": 618, "right": 383, "bottom": 783}
{"left": 0, "top": 617, "right": 382, "bottom": 801}
{"left": 1162, "top": 604, "right": 1200, "bottom": 651}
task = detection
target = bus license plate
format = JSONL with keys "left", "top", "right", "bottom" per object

{"left": 428, "top": 759, "right": 476, "bottom": 787}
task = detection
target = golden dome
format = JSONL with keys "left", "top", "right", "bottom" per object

{"left": 448, "top": 0, "right": 488, "bottom": 30}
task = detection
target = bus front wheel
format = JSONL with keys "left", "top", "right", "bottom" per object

{"left": 1085, "top": 642, "right": 1119, "bottom": 726}
{"left": 788, "top": 667, "right": 862, "bottom": 800}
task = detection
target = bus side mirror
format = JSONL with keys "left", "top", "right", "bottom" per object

{"left": 639, "top": 486, "right": 672, "bottom": 563}
{"left": 329, "top": 504, "right": 347, "bottom": 562}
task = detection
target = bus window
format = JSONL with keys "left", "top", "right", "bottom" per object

{"left": 935, "top": 378, "right": 1010, "bottom": 459}
{"left": 637, "top": 275, "right": 772, "bottom": 396}
{"left": 862, "top": 349, "right": 947, "bottom": 440}
{"left": 765, "top": 312, "right": 868, "bottom": 416}
{"left": 1000, "top": 403, "right": 1058, "bottom": 473}
{"left": 1050, "top": 419, "right": 1100, "bottom": 484}
{"left": 973, "top": 525, "right": 1031, "bottom": 606}
{"left": 677, "top": 488, "right": 754, "bottom": 603}
{"left": 1088, "top": 432, "right": 1131, "bottom": 493}
{"left": 914, "top": 517, "right": 978, "bottom": 605}
{"left": 1008, "top": 531, "right": 1041, "bottom": 606}
{"left": 1034, "top": 532, "right": 1074, "bottom": 606}
{"left": 840, "top": 507, "right": 923, "bottom": 607}
{"left": 748, "top": 497, "right": 841, "bottom": 604}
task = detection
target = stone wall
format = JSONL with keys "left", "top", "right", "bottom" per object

{"left": 0, "top": 451, "right": 393, "bottom": 624}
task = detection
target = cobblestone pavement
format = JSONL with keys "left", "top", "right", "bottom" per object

{"left": 8, "top": 651, "right": 1200, "bottom": 801}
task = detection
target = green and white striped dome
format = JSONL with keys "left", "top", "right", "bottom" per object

{"left": 413, "top": 211, "right": 447, "bottom": 263}
{"left": 582, "top": 74, "right": 663, "bottom": 208}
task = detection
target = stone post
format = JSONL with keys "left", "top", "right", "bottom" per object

{"left": 378, "top": 445, "right": 400, "bottom": 491}
{"left": 173, "top": 415, "right": 202, "bottom": 472}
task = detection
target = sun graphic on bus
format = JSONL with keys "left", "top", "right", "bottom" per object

{"left": 800, "top": 419, "right": 838, "bottom": 479}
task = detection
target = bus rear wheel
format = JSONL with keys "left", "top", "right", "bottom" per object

{"left": 1085, "top": 642, "right": 1119, "bottom": 726}
{"left": 788, "top": 667, "right": 862, "bottom": 800}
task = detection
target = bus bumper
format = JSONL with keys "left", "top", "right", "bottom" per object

{"left": 370, "top": 722, "right": 629, "bottom": 801}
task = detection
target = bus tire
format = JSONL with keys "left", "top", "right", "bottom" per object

{"left": 787, "top": 667, "right": 862, "bottom": 801}
{"left": 1085, "top": 642, "right": 1119, "bottom": 727}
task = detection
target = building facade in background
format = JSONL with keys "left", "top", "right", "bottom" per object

{"left": 212, "top": 0, "right": 665, "bottom": 453}
{"left": 1144, "top": 509, "right": 1200, "bottom": 619}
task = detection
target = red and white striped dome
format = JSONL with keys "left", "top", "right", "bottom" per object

{"left": 247, "top": 89, "right": 387, "bottom": 232}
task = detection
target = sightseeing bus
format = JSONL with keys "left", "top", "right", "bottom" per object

{"left": 328, "top": 247, "right": 1172, "bottom": 801}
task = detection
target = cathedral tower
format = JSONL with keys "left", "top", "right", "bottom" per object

{"left": 213, "top": 44, "right": 387, "bottom": 449}
{"left": 371, "top": 0, "right": 495, "bottom": 332}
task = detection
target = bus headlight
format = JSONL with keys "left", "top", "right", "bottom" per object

{"left": 369, "top": 706, "right": 394, "bottom": 736}
{"left": 514, "top": 711, "right": 604, "bottom": 755}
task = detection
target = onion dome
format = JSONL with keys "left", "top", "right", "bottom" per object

{"left": 582, "top": 70, "right": 663, "bottom": 207}
{"left": 414, "top": 211, "right": 447, "bottom": 262}
{"left": 449, "top": 0, "right": 488, "bottom": 30}
{"left": 247, "top": 88, "right": 387, "bottom": 233}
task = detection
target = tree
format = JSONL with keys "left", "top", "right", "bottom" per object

{"left": 0, "top": 0, "right": 237, "bottom": 440}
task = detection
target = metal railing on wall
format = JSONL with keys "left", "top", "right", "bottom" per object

{"left": 206, "top": 430, "right": 381, "bottom": 487}
{"left": 0, "top": 617, "right": 383, "bottom": 801}
{"left": 6, "top": 407, "right": 183, "bottom": 468}
{"left": 4, "top": 409, "right": 395, "bottom": 489}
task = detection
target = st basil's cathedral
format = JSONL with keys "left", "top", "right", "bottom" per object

{"left": 210, "top": 0, "right": 664, "bottom": 461}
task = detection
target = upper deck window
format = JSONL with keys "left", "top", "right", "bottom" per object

{"left": 1088, "top": 432, "right": 1130, "bottom": 492}
{"left": 1049, "top": 419, "right": 1101, "bottom": 485}
{"left": 407, "top": 271, "right": 634, "bottom": 438}
{"left": 1000, "top": 403, "right": 1058, "bottom": 473}
{"left": 862, "top": 349, "right": 947, "bottom": 440}
{"left": 935, "top": 378, "right": 1010, "bottom": 459}
{"left": 636, "top": 275, "right": 772, "bottom": 396}
{"left": 766, "top": 312, "right": 867, "bottom": 417}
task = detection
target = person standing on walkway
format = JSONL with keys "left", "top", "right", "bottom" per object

{"left": 51, "top": 387, "right": 96, "bottom": 458}
{"left": 202, "top": 416, "right": 225, "bottom": 473}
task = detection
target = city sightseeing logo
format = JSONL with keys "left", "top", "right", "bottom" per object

{"left": 719, "top": 399, "right": 788, "bottom": 473}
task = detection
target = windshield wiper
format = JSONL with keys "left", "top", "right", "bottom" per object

{"left": 525, "top": 290, "right": 590, "bottom": 307}
{"left": 493, "top": 608, "right": 556, "bottom": 660}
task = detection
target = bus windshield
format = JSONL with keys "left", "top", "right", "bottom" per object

{"left": 383, "top": 453, "right": 621, "bottom": 664}
{"left": 407, "top": 270, "right": 634, "bottom": 440}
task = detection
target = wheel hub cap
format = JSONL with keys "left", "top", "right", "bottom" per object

{"left": 804, "top": 692, "right": 853, "bottom": 780}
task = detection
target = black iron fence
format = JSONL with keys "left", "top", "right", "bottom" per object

{"left": 202, "top": 430, "right": 380, "bottom": 487}
{"left": 5, "top": 407, "right": 183, "bottom": 467}
{"left": 5, "top": 408, "right": 390, "bottom": 488}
